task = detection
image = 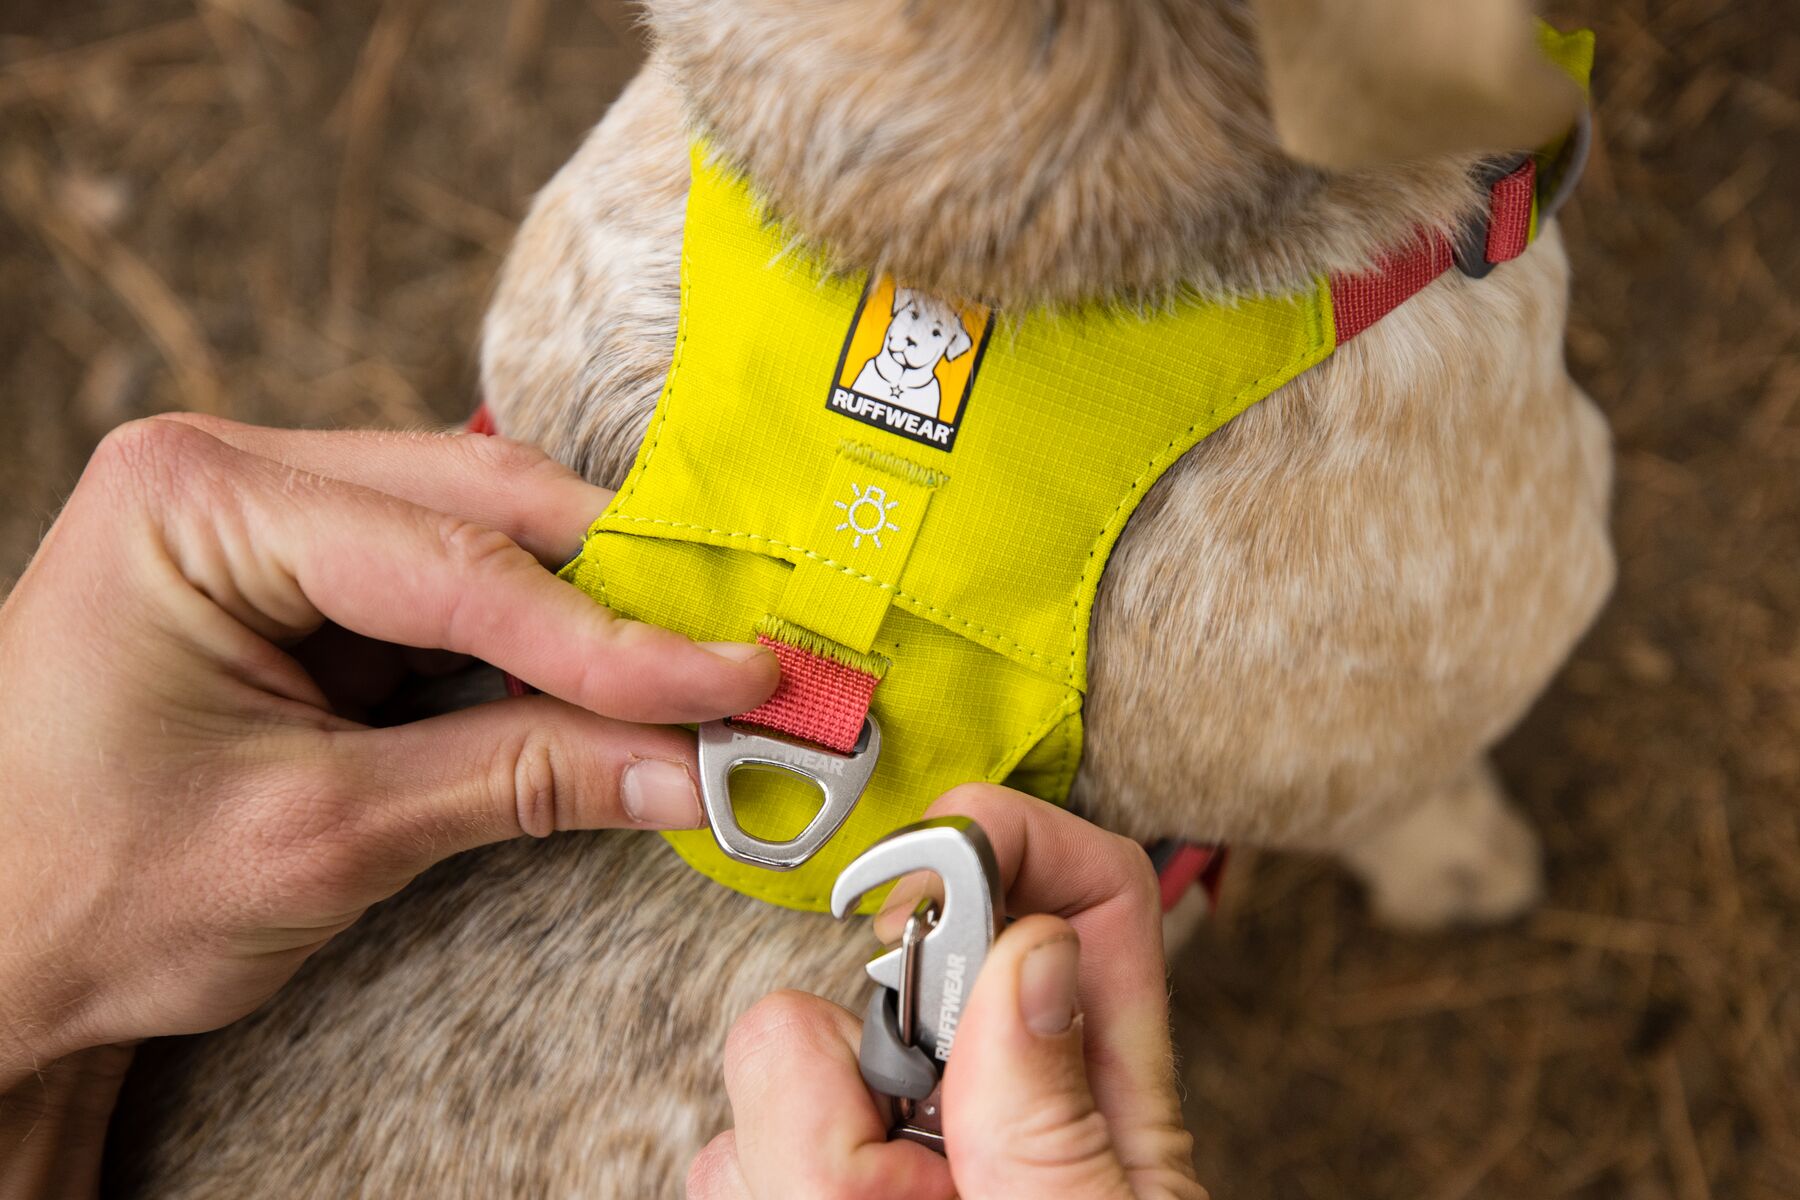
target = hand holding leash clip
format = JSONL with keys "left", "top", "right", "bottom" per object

{"left": 831, "top": 817, "right": 1002, "bottom": 1153}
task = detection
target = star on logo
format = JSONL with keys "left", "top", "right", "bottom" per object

{"left": 834, "top": 482, "right": 900, "bottom": 550}
{"left": 889, "top": 384, "right": 904, "bottom": 400}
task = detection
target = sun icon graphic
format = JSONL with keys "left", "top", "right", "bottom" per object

{"left": 834, "top": 482, "right": 901, "bottom": 549}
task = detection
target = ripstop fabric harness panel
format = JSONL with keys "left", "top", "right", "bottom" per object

{"left": 554, "top": 29, "right": 1594, "bottom": 913}
{"left": 565, "top": 150, "right": 1331, "bottom": 911}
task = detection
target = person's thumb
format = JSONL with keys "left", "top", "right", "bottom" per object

{"left": 941, "top": 914, "right": 1135, "bottom": 1199}
{"left": 301, "top": 693, "right": 707, "bottom": 887}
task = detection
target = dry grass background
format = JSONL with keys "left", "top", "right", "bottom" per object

{"left": 2, "top": 2, "right": 1796, "bottom": 1197}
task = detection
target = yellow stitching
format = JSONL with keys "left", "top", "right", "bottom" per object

{"left": 985, "top": 691, "right": 1082, "bottom": 785}
{"left": 593, "top": 514, "right": 1068, "bottom": 675}
{"left": 755, "top": 615, "right": 891, "bottom": 678}
{"left": 1067, "top": 291, "right": 1335, "bottom": 681}
{"left": 836, "top": 439, "right": 950, "bottom": 489}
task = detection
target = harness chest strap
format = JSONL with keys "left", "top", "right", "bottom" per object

{"left": 475, "top": 26, "right": 1592, "bottom": 915}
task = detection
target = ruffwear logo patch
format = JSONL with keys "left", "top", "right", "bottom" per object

{"left": 828, "top": 276, "right": 992, "bottom": 451}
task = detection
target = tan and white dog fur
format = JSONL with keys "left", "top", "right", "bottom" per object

{"left": 107, "top": 0, "right": 1613, "bottom": 1194}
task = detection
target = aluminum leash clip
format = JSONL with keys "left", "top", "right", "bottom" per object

{"left": 697, "top": 716, "right": 881, "bottom": 870}
{"left": 831, "top": 817, "right": 1003, "bottom": 1153}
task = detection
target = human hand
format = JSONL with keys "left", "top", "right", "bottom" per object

{"left": 0, "top": 416, "right": 777, "bottom": 1083}
{"left": 689, "top": 786, "right": 1207, "bottom": 1199}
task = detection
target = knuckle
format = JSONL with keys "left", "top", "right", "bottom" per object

{"left": 500, "top": 728, "right": 562, "bottom": 839}
{"left": 86, "top": 419, "right": 260, "bottom": 548}
{"left": 90, "top": 416, "right": 217, "bottom": 490}
{"left": 1108, "top": 833, "right": 1162, "bottom": 913}
{"left": 1020, "top": 1100, "right": 1113, "bottom": 1161}
{"left": 963, "top": 1107, "right": 1119, "bottom": 1195}
{"left": 144, "top": 410, "right": 239, "bottom": 437}
{"left": 435, "top": 515, "right": 525, "bottom": 574}
{"left": 433, "top": 517, "right": 532, "bottom": 652}
{"left": 245, "top": 757, "right": 368, "bottom": 904}
{"left": 725, "top": 990, "right": 824, "bottom": 1077}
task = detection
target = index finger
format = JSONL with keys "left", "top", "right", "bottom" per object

{"left": 878, "top": 786, "right": 1166, "bottom": 983}
{"left": 721, "top": 990, "right": 954, "bottom": 1200}
{"left": 924, "top": 785, "right": 1166, "bottom": 1032}
{"left": 106, "top": 419, "right": 777, "bottom": 724}
{"left": 153, "top": 414, "right": 609, "bottom": 566}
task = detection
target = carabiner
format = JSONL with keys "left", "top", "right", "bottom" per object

{"left": 832, "top": 817, "right": 1003, "bottom": 1151}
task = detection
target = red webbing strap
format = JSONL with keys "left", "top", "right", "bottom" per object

{"left": 1330, "top": 158, "right": 1536, "bottom": 343}
{"left": 1482, "top": 161, "right": 1535, "bottom": 263}
{"left": 734, "top": 634, "right": 879, "bottom": 754}
{"left": 1328, "top": 233, "right": 1455, "bottom": 342}
{"left": 1151, "top": 842, "right": 1229, "bottom": 914}
{"left": 465, "top": 403, "right": 499, "bottom": 436}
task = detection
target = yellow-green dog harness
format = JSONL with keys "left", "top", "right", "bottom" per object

{"left": 537, "top": 29, "right": 1594, "bottom": 914}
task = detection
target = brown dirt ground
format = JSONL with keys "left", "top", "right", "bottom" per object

{"left": 2, "top": 2, "right": 1796, "bottom": 1196}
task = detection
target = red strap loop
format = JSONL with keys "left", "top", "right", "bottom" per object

{"left": 1330, "top": 157, "right": 1537, "bottom": 343}
{"left": 465, "top": 402, "right": 499, "bottom": 436}
{"left": 1482, "top": 160, "right": 1535, "bottom": 264}
{"left": 734, "top": 634, "right": 880, "bottom": 755}
{"left": 1153, "top": 843, "right": 1229, "bottom": 914}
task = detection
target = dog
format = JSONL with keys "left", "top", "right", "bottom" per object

{"left": 849, "top": 288, "right": 974, "bottom": 418}
{"left": 107, "top": 1, "right": 1613, "bottom": 1194}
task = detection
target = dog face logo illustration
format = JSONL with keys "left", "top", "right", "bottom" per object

{"left": 861, "top": 289, "right": 971, "bottom": 415}
{"left": 828, "top": 276, "right": 992, "bottom": 451}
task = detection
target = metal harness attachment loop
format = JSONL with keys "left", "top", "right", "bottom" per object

{"left": 697, "top": 622, "right": 886, "bottom": 871}
{"left": 696, "top": 714, "right": 881, "bottom": 871}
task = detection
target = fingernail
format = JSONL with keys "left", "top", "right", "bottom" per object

{"left": 1019, "top": 936, "right": 1081, "bottom": 1036}
{"left": 621, "top": 759, "right": 704, "bottom": 829}
{"left": 701, "top": 641, "right": 769, "bottom": 664}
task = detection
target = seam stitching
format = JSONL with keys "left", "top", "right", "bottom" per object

{"left": 1066, "top": 292, "right": 1335, "bottom": 684}
{"left": 594, "top": 514, "right": 1065, "bottom": 673}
